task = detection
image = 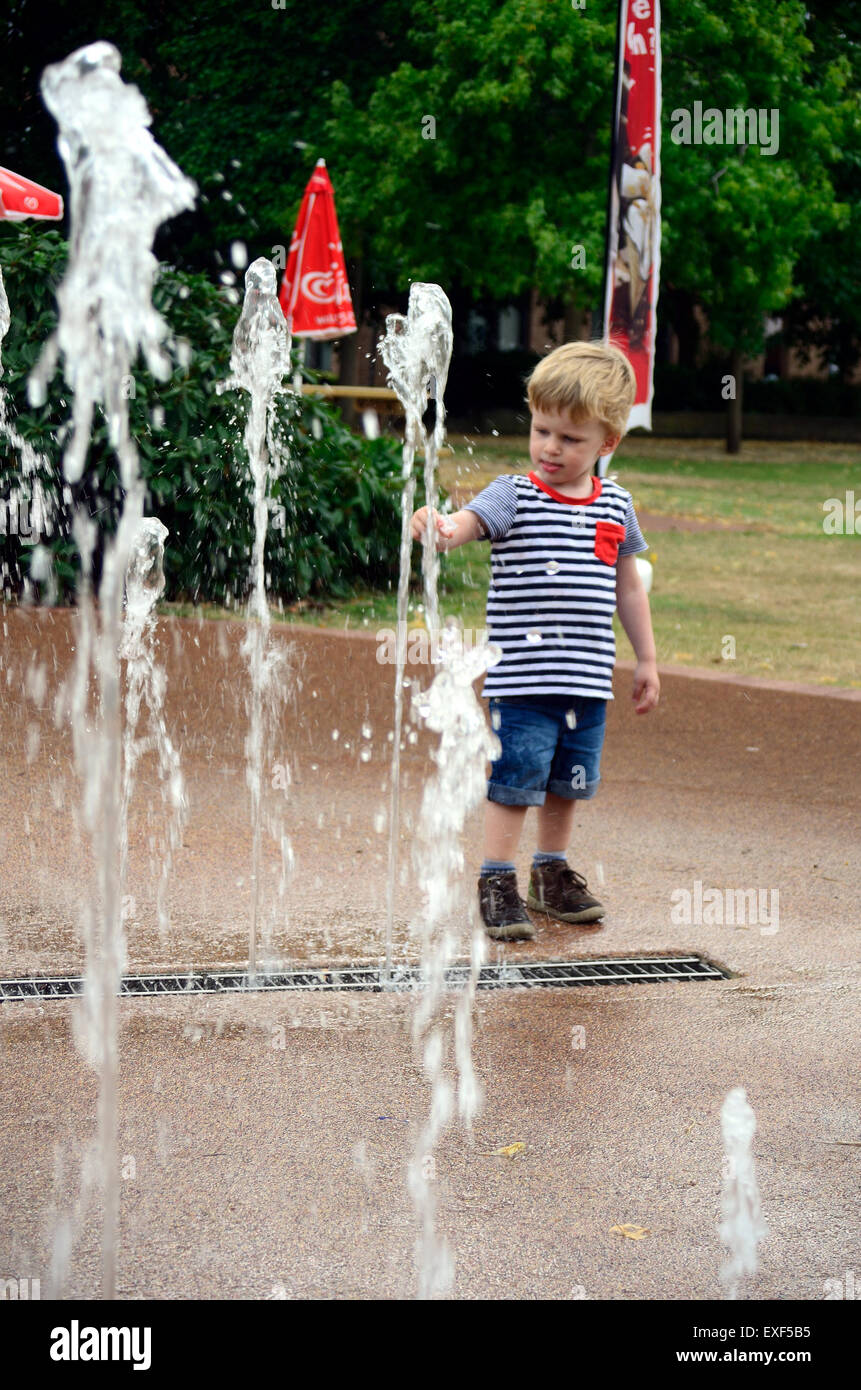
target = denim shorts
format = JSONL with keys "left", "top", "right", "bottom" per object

{"left": 487, "top": 694, "right": 607, "bottom": 806}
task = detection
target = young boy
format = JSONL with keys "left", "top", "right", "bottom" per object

{"left": 410, "top": 340, "right": 660, "bottom": 940}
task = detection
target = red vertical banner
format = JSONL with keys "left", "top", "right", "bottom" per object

{"left": 603, "top": 0, "right": 661, "bottom": 430}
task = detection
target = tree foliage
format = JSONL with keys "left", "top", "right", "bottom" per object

{"left": 780, "top": 0, "right": 861, "bottom": 379}
{"left": 1, "top": 0, "right": 857, "bottom": 381}
{"left": 661, "top": 0, "right": 849, "bottom": 358}
{"left": 325, "top": 0, "right": 614, "bottom": 314}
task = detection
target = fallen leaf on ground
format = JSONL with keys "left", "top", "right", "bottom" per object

{"left": 485, "top": 1142, "right": 526, "bottom": 1158}
{"left": 610, "top": 1224, "right": 651, "bottom": 1240}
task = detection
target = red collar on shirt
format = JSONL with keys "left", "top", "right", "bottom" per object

{"left": 528, "top": 472, "right": 603, "bottom": 506}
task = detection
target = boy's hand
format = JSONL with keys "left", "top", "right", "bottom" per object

{"left": 410, "top": 506, "right": 457, "bottom": 545}
{"left": 632, "top": 659, "right": 660, "bottom": 714}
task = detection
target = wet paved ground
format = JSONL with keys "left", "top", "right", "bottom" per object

{"left": 1, "top": 608, "right": 859, "bottom": 1299}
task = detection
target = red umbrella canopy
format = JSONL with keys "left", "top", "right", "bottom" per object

{"left": 278, "top": 159, "right": 356, "bottom": 339}
{"left": 0, "top": 165, "right": 64, "bottom": 221}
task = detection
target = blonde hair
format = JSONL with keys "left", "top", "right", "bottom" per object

{"left": 526, "top": 340, "right": 636, "bottom": 438}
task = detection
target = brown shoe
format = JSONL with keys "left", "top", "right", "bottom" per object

{"left": 478, "top": 872, "right": 536, "bottom": 941}
{"left": 527, "top": 860, "right": 604, "bottom": 924}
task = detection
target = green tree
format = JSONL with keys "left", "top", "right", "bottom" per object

{"left": 662, "top": 0, "right": 849, "bottom": 450}
{"left": 325, "top": 0, "right": 616, "bottom": 341}
{"left": 0, "top": 0, "right": 414, "bottom": 271}
{"left": 780, "top": 0, "right": 861, "bottom": 383}
{"left": 326, "top": 0, "right": 848, "bottom": 452}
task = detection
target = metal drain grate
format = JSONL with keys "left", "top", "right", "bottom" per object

{"left": 0, "top": 956, "right": 727, "bottom": 1002}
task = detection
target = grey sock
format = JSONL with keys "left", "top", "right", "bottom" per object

{"left": 481, "top": 859, "right": 515, "bottom": 876}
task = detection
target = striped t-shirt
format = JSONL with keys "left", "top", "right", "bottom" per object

{"left": 464, "top": 471, "right": 648, "bottom": 699}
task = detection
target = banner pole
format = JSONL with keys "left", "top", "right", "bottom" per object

{"left": 598, "top": 0, "right": 624, "bottom": 345}
{"left": 596, "top": 0, "right": 624, "bottom": 480}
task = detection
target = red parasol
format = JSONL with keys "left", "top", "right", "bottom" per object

{"left": 0, "top": 165, "right": 64, "bottom": 222}
{"left": 278, "top": 159, "right": 356, "bottom": 339}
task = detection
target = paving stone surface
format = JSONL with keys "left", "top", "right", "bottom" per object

{"left": 0, "top": 610, "right": 858, "bottom": 1300}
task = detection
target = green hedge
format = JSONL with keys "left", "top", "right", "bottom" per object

{"left": 1, "top": 224, "right": 420, "bottom": 605}
{"left": 653, "top": 361, "right": 861, "bottom": 416}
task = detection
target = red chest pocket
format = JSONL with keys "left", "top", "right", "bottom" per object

{"left": 594, "top": 519, "right": 626, "bottom": 565}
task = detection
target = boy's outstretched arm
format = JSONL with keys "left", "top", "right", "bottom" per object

{"left": 410, "top": 506, "right": 485, "bottom": 551}
{"left": 616, "top": 554, "right": 660, "bottom": 714}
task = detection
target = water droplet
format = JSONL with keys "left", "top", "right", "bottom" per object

{"left": 230, "top": 240, "right": 248, "bottom": 270}
{"left": 526, "top": 631, "right": 542, "bottom": 645}
{"left": 361, "top": 724, "right": 372, "bottom": 739}
{"left": 565, "top": 709, "right": 577, "bottom": 729}
{"left": 417, "top": 701, "right": 431, "bottom": 719}
{"left": 546, "top": 560, "right": 560, "bottom": 575}
{"left": 361, "top": 410, "right": 380, "bottom": 439}
{"left": 373, "top": 811, "right": 386, "bottom": 834}
{"left": 595, "top": 861, "right": 605, "bottom": 886}
{"left": 407, "top": 731, "right": 418, "bottom": 744}
{"left": 331, "top": 729, "right": 339, "bottom": 741}
{"left": 491, "top": 709, "right": 501, "bottom": 730}
{"left": 402, "top": 678, "right": 411, "bottom": 689}
{"left": 311, "top": 417, "right": 323, "bottom": 440}
{"left": 360, "top": 748, "right": 372, "bottom": 762}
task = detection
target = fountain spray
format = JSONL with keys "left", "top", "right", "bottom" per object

{"left": 407, "top": 624, "right": 500, "bottom": 1297}
{"left": 381, "top": 283, "right": 500, "bottom": 1295}
{"left": 119, "top": 518, "right": 187, "bottom": 941}
{"left": 221, "top": 257, "right": 294, "bottom": 976}
{"left": 0, "top": 267, "right": 8, "bottom": 351}
{"left": 0, "top": 269, "right": 57, "bottom": 592}
{"left": 379, "top": 283, "right": 454, "bottom": 980}
{"left": 29, "top": 41, "right": 195, "bottom": 1298}
{"left": 719, "top": 1086, "right": 768, "bottom": 1299}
